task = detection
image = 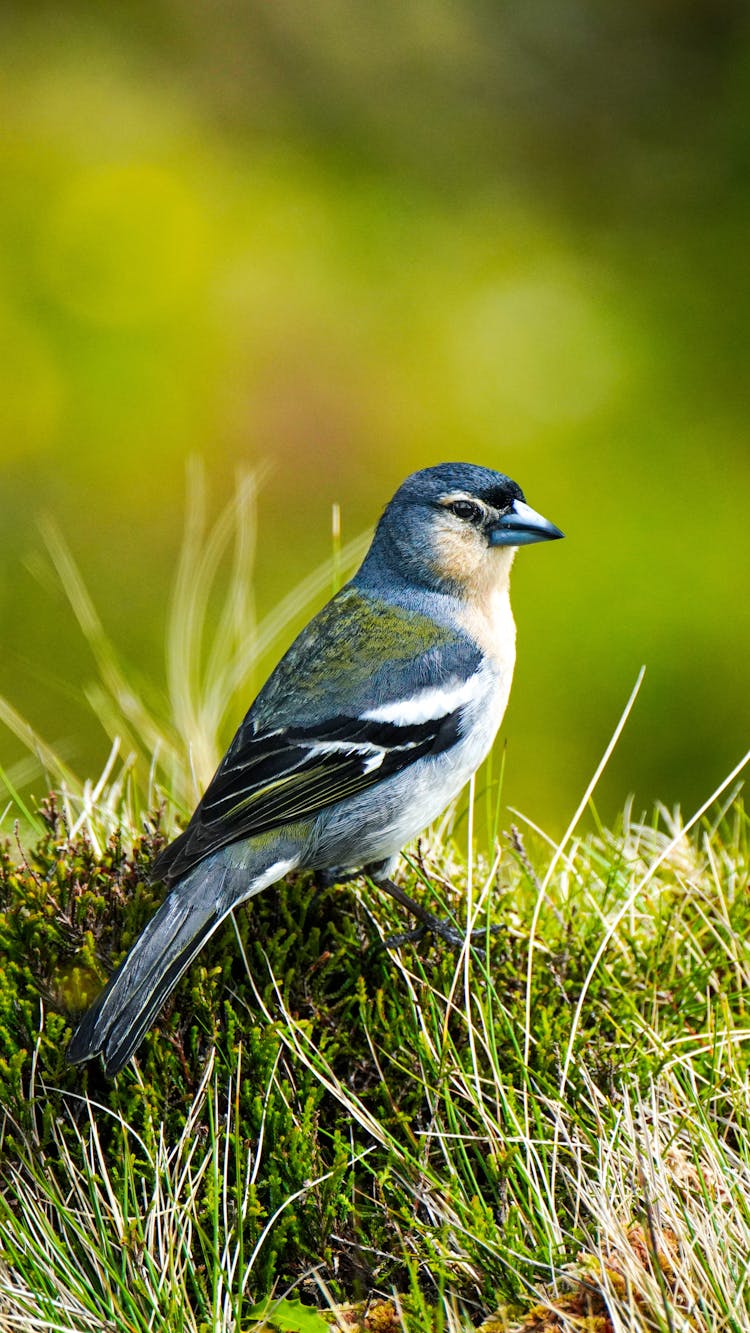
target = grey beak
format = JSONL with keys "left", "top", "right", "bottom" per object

{"left": 488, "top": 499, "right": 564, "bottom": 547}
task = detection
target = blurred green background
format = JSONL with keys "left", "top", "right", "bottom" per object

{"left": 1, "top": 0, "right": 749, "bottom": 835}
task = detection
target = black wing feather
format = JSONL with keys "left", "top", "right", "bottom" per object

{"left": 151, "top": 710, "right": 462, "bottom": 886}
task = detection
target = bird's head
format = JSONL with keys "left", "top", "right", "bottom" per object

{"left": 362, "top": 463, "right": 563, "bottom": 598}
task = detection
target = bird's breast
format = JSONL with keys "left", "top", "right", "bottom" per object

{"left": 456, "top": 583, "right": 516, "bottom": 679}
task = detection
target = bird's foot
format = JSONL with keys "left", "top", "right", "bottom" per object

{"left": 375, "top": 877, "right": 498, "bottom": 958}
{"left": 381, "top": 923, "right": 428, "bottom": 949}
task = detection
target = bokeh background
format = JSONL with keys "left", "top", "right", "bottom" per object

{"left": 1, "top": 0, "right": 749, "bottom": 835}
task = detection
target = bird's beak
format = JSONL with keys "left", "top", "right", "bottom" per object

{"left": 488, "top": 499, "right": 564, "bottom": 547}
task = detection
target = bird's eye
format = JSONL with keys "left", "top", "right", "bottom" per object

{"left": 447, "top": 499, "right": 483, "bottom": 523}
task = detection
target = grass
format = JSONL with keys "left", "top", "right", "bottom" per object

{"left": 1, "top": 466, "right": 749, "bottom": 1332}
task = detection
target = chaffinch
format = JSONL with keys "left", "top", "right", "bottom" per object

{"left": 68, "top": 462, "right": 562, "bottom": 1074}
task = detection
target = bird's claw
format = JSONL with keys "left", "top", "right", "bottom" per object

{"left": 382, "top": 918, "right": 499, "bottom": 959}
{"left": 382, "top": 924, "right": 428, "bottom": 949}
{"left": 374, "top": 877, "right": 497, "bottom": 960}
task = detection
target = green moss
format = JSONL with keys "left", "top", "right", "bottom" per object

{"left": 1, "top": 795, "right": 749, "bottom": 1320}
{"left": 0, "top": 795, "right": 423, "bottom": 1301}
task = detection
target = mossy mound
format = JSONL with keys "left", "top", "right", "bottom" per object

{"left": 1, "top": 795, "right": 749, "bottom": 1328}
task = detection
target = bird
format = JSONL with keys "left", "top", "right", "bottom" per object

{"left": 67, "top": 462, "right": 563, "bottom": 1075}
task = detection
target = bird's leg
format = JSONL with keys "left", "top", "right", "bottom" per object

{"left": 317, "top": 861, "right": 497, "bottom": 953}
{"left": 313, "top": 865, "right": 427, "bottom": 944}
{"left": 371, "top": 874, "right": 498, "bottom": 953}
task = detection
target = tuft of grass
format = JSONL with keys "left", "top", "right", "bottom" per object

{"left": 0, "top": 461, "right": 370, "bottom": 845}
{"left": 1, "top": 469, "right": 750, "bottom": 1330}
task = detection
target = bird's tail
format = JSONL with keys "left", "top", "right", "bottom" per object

{"left": 67, "top": 858, "right": 245, "bottom": 1077}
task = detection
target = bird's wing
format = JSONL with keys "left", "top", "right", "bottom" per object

{"left": 151, "top": 583, "right": 484, "bottom": 885}
{"left": 151, "top": 695, "right": 472, "bottom": 885}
